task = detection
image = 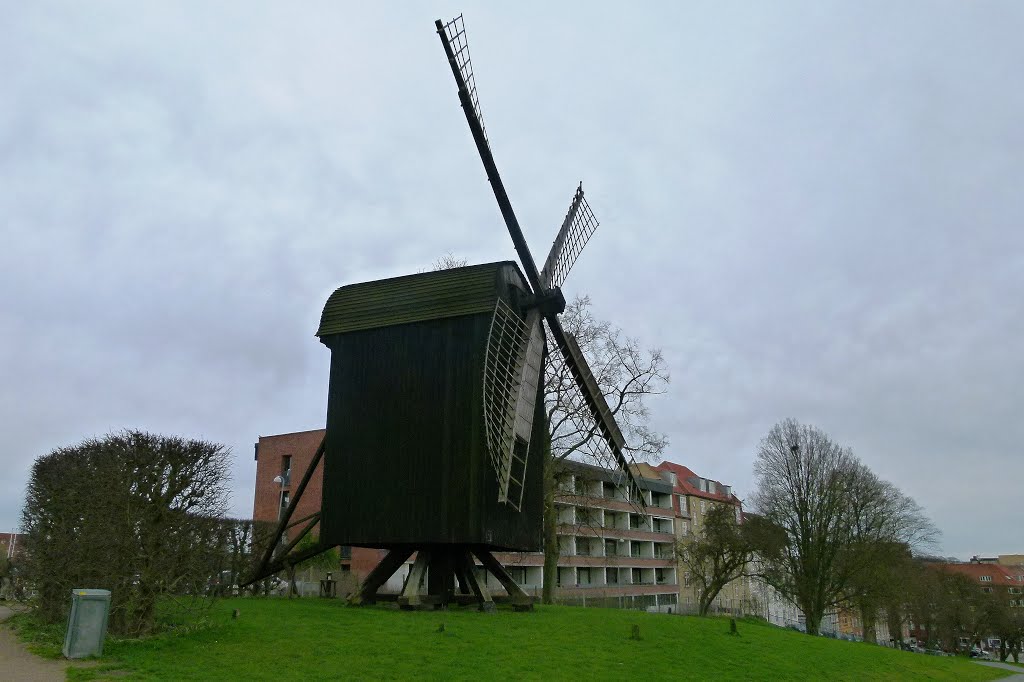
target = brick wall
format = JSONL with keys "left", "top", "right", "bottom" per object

{"left": 253, "top": 429, "right": 326, "bottom": 529}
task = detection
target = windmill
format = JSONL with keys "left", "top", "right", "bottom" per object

{"left": 244, "top": 15, "right": 644, "bottom": 610}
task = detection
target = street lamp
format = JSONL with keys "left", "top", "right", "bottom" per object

{"left": 273, "top": 475, "right": 286, "bottom": 520}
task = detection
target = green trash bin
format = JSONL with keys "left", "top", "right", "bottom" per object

{"left": 63, "top": 588, "right": 111, "bottom": 659}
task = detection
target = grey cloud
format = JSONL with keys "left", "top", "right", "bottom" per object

{"left": 2, "top": 2, "right": 1020, "bottom": 558}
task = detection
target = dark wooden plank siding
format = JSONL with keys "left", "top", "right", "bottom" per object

{"left": 319, "top": 314, "right": 543, "bottom": 550}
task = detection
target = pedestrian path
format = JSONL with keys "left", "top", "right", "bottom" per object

{"left": 0, "top": 604, "right": 72, "bottom": 681}
{"left": 976, "top": 660, "right": 1024, "bottom": 680}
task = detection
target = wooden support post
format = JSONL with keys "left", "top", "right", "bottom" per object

{"left": 399, "top": 551, "right": 432, "bottom": 609}
{"left": 472, "top": 547, "right": 534, "bottom": 611}
{"left": 355, "top": 547, "right": 414, "bottom": 605}
{"left": 352, "top": 545, "right": 532, "bottom": 612}
{"left": 455, "top": 550, "right": 494, "bottom": 611}
{"left": 245, "top": 436, "right": 326, "bottom": 586}
{"left": 427, "top": 549, "right": 456, "bottom": 609}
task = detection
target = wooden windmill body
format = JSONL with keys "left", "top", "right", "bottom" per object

{"left": 317, "top": 262, "right": 547, "bottom": 551}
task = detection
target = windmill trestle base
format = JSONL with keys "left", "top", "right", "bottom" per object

{"left": 353, "top": 545, "right": 534, "bottom": 612}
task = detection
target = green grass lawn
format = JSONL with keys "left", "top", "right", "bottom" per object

{"left": 15, "top": 598, "right": 1014, "bottom": 681}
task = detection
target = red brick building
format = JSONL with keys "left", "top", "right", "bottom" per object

{"left": 252, "top": 429, "right": 386, "bottom": 579}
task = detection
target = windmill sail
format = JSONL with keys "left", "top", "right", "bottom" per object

{"left": 435, "top": 16, "right": 544, "bottom": 292}
{"left": 436, "top": 15, "right": 489, "bottom": 149}
{"left": 483, "top": 300, "right": 543, "bottom": 510}
{"left": 541, "top": 185, "right": 599, "bottom": 290}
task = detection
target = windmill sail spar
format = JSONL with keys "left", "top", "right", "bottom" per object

{"left": 545, "top": 314, "right": 643, "bottom": 502}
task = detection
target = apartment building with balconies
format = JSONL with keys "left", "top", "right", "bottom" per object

{"left": 489, "top": 459, "right": 679, "bottom": 610}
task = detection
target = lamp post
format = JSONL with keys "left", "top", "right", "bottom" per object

{"left": 272, "top": 475, "right": 286, "bottom": 520}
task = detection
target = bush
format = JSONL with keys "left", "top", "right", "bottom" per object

{"left": 20, "top": 430, "right": 231, "bottom": 636}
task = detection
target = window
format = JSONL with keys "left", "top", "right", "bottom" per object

{"left": 605, "top": 539, "right": 618, "bottom": 557}
{"left": 557, "top": 567, "right": 573, "bottom": 586}
{"left": 980, "top": 575, "right": 993, "bottom": 582}
{"left": 982, "top": 587, "right": 993, "bottom": 593}
{"left": 1009, "top": 587, "right": 1021, "bottom": 595}
{"left": 684, "top": 572, "right": 692, "bottom": 587}
{"left": 577, "top": 567, "right": 591, "bottom": 586}
{"left": 655, "top": 568, "right": 666, "bottom": 584}
{"left": 700, "top": 500, "right": 707, "bottom": 514}
{"left": 677, "top": 495, "right": 687, "bottom": 514}
{"left": 281, "top": 455, "right": 292, "bottom": 485}
{"left": 607, "top": 567, "right": 619, "bottom": 584}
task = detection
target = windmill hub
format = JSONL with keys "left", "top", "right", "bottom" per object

{"left": 518, "top": 287, "right": 566, "bottom": 316}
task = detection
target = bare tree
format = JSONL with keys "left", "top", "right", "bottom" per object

{"left": 431, "top": 252, "right": 469, "bottom": 270}
{"left": 541, "top": 295, "right": 669, "bottom": 603}
{"left": 675, "top": 502, "right": 754, "bottom": 615}
{"left": 751, "top": 419, "right": 936, "bottom": 636}
{"left": 750, "top": 420, "right": 856, "bottom": 635}
{"left": 844, "top": 462, "right": 937, "bottom": 642}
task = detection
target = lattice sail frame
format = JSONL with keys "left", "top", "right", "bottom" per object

{"left": 483, "top": 299, "right": 543, "bottom": 511}
{"left": 438, "top": 15, "right": 489, "bottom": 148}
{"left": 541, "top": 185, "right": 599, "bottom": 290}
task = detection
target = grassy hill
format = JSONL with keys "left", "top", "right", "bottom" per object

{"left": 38, "top": 598, "right": 1011, "bottom": 681}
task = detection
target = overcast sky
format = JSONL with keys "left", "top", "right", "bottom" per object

{"left": 2, "top": 2, "right": 1021, "bottom": 560}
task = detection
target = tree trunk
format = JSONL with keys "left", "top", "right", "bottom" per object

{"left": 886, "top": 610, "right": 903, "bottom": 646}
{"left": 542, "top": 445, "right": 558, "bottom": 605}
{"left": 803, "top": 603, "right": 822, "bottom": 636}
{"left": 698, "top": 591, "right": 712, "bottom": 617}
{"left": 860, "top": 603, "right": 877, "bottom": 644}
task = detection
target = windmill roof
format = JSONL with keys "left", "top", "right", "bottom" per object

{"left": 316, "top": 261, "right": 525, "bottom": 337}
